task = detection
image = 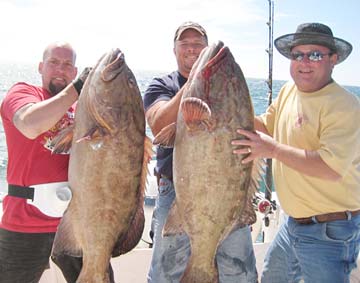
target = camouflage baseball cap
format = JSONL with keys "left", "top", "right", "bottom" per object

{"left": 174, "top": 21, "right": 208, "bottom": 42}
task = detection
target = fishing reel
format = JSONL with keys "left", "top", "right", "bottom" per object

{"left": 253, "top": 192, "right": 277, "bottom": 227}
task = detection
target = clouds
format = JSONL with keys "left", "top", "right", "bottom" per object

{"left": 0, "top": 1, "right": 264, "bottom": 66}
{"left": 0, "top": 0, "right": 358, "bottom": 86}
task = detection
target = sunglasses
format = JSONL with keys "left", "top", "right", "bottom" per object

{"left": 290, "top": 51, "right": 333, "bottom": 62}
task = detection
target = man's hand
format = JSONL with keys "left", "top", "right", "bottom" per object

{"left": 73, "top": 67, "right": 92, "bottom": 95}
{"left": 231, "top": 128, "right": 279, "bottom": 163}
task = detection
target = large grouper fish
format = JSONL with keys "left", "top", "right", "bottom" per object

{"left": 154, "top": 41, "right": 262, "bottom": 283}
{"left": 51, "top": 48, "right": 153, "bottom": 283}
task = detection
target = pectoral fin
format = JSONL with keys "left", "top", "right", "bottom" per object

{"left": 75, "top": 126, "right": 109, "bottom": 143}
{"left": 51, "top": 125, "right": 75, "bottom": 154}
{"left": 153, "top": 122, "right": 177, "bottom": 147}
{"left": 181, "top": 97, "right": 212, "bottom": 131}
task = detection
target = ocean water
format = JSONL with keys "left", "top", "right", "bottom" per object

{"left": 0, "top": 63, "right": 359, "bottom": 193}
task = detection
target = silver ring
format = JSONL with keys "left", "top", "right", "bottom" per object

{"left": 247, "top": 147, "right": 252, "bottom": 153}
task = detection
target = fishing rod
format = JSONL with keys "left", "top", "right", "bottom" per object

{"left": 264, "top": 0, "right": 275, "bottom": 224}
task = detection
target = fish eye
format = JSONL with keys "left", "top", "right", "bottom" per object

{"left": 128, "top": 77, "right": 136, "bottom": 88}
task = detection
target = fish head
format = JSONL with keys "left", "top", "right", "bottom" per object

{"left": 187, "top": 40, "right": 239, "bottom": 93}
{"left": 182, "top": 41, "right": 252, "bottom": 129}
{"left": 189, "top": 40, "right": 225, "bottom": 81}
{"left": 186, "top": 40, "right": 245, "bottom": 103}
{"left": 83, "top": 48, "right": 141, "bottom": 108}
{"left": 77, "top": 48, "right": 144, "bottom": 138}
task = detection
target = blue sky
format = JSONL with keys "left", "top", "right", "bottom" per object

{"left": 0, "top": 0, "right": 359, "bottom": 86}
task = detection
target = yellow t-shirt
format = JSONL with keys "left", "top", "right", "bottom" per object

{"left": 261, "top": 81, "right": 360, "bottom": 217}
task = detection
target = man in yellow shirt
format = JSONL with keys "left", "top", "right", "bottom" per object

{"left": 232, "top": 22, "right": 360, "bottom": 282}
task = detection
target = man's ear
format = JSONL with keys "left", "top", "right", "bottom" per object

{"left": 331, "top": 53, "right": 338, "bottom": 66}
{"left": 38, "top": 62, "right": 43, "bottom": 75}
{"left": 74, "top": 66, "right": 78, "bottom": 80}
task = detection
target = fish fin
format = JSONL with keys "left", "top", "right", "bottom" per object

{"left": 52, "top": 207, "right": 82, "bottom": 258}
{"left": 50, "top": 125, "right": 75, "bottom": 154}
{"left": 162, "top": 201, "right": 185, "bottom": 236}
{"left": 153, "top": 123, "right": 177, "bottom": 147}
{"left": 143, "top": 136, "right": 155, "bottom": 194}
{"left": 181, "top": 97, "right": 212, "bottom": 131}
{"left": 112, "top": 201, "right": 145, "bottom": 256}
{"left": 111, "top": 136, "right": 152, "bottom": 256}
{"left": 75, "top": 126, "right": 110, "bottom": 151}
{"left": 238, "top": 189, "right": 258, "bottom": 226}
{"left": 76, "top": 126, "right": 109, "bottom": 143}
{"left": 250, "top": 158, "right": 267, "bottom": 192}
{"left": 238, "top": 158, "right": 266, "bottom": 225}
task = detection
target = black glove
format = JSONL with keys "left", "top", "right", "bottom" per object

{"left": 73, "top": 67, "right": 92, "bottom": 95}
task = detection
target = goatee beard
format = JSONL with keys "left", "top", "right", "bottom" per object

{"left": 49, "top": 82, "right": 66, "bottom": 96}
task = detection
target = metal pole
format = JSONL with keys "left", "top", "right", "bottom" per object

{"left": 265, "top": 0, "right": 274, "bottom": 204}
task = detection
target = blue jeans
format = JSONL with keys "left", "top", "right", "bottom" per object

{"left": 147, "top": 177, "right": 258, "bottom": 283}
{"left": 261, "top": 214, "right": 360, "bottom": 283}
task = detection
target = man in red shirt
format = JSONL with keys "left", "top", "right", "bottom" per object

{"left": 0, "top": 42, "right": 103, "bottom": 282}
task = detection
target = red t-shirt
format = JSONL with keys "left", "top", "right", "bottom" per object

{"left": 0, "top": 82, "right": 75, "bottom": 233}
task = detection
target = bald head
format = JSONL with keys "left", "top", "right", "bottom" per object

{"left": 43, "top": 41, "right": 77, "bottom": 64}
{"left": 39, "top": 41, "right": 78, "bottom": 95}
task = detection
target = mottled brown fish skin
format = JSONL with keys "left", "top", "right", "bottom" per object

{"left": 51, "top": 49, "right": 152, "bottom": 283}
{"left": 164, "top": 41, "right": 255, "bottom": 283}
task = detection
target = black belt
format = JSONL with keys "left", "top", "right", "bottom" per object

{"left": 293, "top": 209, "right": 360, "bottom": 225}
{"left": 7, "top": 184, "right": 34, "bottom": 201}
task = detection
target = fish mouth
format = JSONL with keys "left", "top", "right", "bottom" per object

{"left": 206, "top": 40, "right": 225, "bottom": 61}
{"left": 108, "top": 48, "right": 123, "bottom": 64}
{"left": 101, "top": 48, "right": 126, "bottom": 82}
{"left": 191, "top": 41, "right": 229, "bottom": 78}
{"left": 205, "top": 41, "right": 229, "bottom": 68}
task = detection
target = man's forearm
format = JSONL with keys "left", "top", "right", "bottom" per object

{"left": 13, "top": 84, "right": 78, "bottom": 139}
{"left": 146, "top": 86, "right": 185, "bottom": 136}
{"left": 273, "top": 143, "right": 341, "bottom": 181}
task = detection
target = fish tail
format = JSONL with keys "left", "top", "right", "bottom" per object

{"left": 180, "top": 264, "right": 219, "bottom": 283}
{"left": 76, "top": 272, "right": 110, "bottom": 283}
{"left": 76, "top": 256, "right": 112, "bottom": 283}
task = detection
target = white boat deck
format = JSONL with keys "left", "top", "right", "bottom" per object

{"left": 0, "top": 199, "right": 359, "bottom": 282}
{"left": 2, "top": 166, "right": 360, "bottom": 282}
{"left": 39, "top": 243, "right": 360, "bottom": 282}
{"left": 37, "top": 196, "right": 360, "bottom": 282}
